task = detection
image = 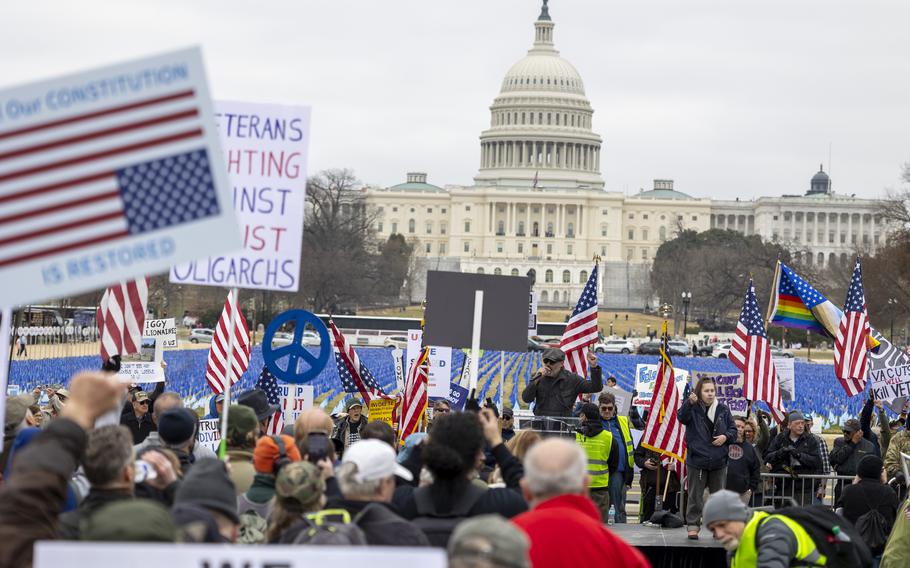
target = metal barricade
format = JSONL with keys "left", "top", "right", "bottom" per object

{"left": 514, "top": 414, "right": 582, "bottom": 438}
{"left": 759, "top": 473, "right": 855, "bottom": 509}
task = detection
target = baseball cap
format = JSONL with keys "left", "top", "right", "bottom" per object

{"left": 542, "top": 348, "right": 565, "bottom": 363}
{"left": 275, "top": 461, "right": 326, "bottom": 513}
{"left": 346, "top": 398, "right": 364, "bottom": 411}
{"left": 843, "top": 418, "right": 861, "bottom": 433}
{"left": 214, "top": 394, "right": 225, "bottom": 403}
{"left": 788, "top": 410, "right": 806, "bottom": 423}
{"left": 134, "top": 391, "right": 150, "bottom": 403}
{"left": 343, "top": 439, "right": 413, "bottom": 482}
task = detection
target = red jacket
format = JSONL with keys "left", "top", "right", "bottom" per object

{"left": 512, "top": 494, "right": 651, "bottom": 568}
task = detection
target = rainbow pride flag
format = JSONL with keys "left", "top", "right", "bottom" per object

{"left": 768, "top": 262, "right": 843, "bottom": 335}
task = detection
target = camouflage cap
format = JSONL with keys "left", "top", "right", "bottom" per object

{"left": 275, "top": 461, "right": 325, "bottom": 512}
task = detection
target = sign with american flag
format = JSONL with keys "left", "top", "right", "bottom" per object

{"left": 256, "top": 365, "right": 314, "bottom": 435}
{"left": 729, "top": 280, "right": 785, "bottom": 417}
{"left": 0, "top": 48, "right": 239, "bottom": 305}
{"left": 399, "top": 346, "right": 429, "bottom": 444}
{"left": 834, "top": 259, "right": 871, "bottom": 397}
{"left": 559, "top": 264, "right": 599, "bottom": 378}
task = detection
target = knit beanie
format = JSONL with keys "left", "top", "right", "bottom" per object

{"left": 157, "top": 408, "right": 197, "bottom": 446}
{"left": 253, "top": 435, "right": 302, "bottom": 474}
{"left": 702, "top": 489, "right": 750, "bottom": 526}
{"left": 857, "top": 455, "right": 884, "bottom": 480}
{"left": 174, "top": 458, "right": 239, "bottom": 523}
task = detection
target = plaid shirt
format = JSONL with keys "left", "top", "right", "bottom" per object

{"left": 814, "top": 434, "right": 831, "bottom": 475}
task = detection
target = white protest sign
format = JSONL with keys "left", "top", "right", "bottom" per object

{"left": 117, "top": 337, "right": 164, "bottom": 383}
{"left": 870, "top": 363, "right": 910, "bottom": 403}
{"left": 391, "top": 348, "right": 405, "bottom": 393}
{"left": 406, "top": 329, "right": 452, "bottom": 398}
{"left": 279, "top": 384, "right": 314, "bottom": 426}
{"left": 773, "top": 357, "right": 795, "bottom": 401}
{"left": 170, "top": 101, "right": 310, "bottom": 292}
{"left": 196, "top": 418, "right": 222, "bottom": 454}
{"left": 633, "top": 364, "right": 689, "bottom": 408}
{"left": 695, "top": 371, "right": 748, "bottom": 416}
{"left": 35, "top": 542, "right": 446, "bottom": 568}
{"left": 0, "top": 48, "right": 240, "bottom": 306}
{"left": 143, "top": 318, "right": 177, "bottom": 349}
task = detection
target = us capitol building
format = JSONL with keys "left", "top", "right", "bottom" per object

{"left": 363, "top": 2, "right": 894, "bottom": 309}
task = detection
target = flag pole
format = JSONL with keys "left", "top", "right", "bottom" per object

{"left": 218, "top": 287, "right": 240, "bottom": 459}
{"left": 661, "top": 462, "right": 674, "bottom": 503}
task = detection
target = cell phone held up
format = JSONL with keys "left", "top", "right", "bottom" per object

{"left": 306, "top": 432, "right": 329, "bottom": 464}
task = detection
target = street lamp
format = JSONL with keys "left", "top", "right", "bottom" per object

{"left": 681, "top": 291, "right": 692, "bottom": 339}
{"left": 888, "top": 298, "right": 898, "bottom": 342}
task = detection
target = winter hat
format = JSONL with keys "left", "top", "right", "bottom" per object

{"left": 253, "top": 435, "right": 302, "bottom": 474}
{"left": 275, "top": 461, "right": 325, "bottom": 513}
{"left": 346, "top": 398, "right": 364, "bottom": 411}
{"left": 81, "top": 499, "right": 177, "bottom": 542}
{"left": 171, "top": 503, "right": 223, "bottom": 543}
{"left": 580, "top": 402, "right": 600, "bottom": 421}
{"left": 703, "top": 489, "right": 750, "bottom": 526}
{"left": 157, "top": 408, "right": 197, "bottom": 446}
{"left": 237, "top": 388, "right": 279, "bottom": 422}
{"left": 449, "top": 515, "right": 530, "bottom": 568}
{"left": 787, "top": 410, "right": 806, "bottom": 423}
{"left": 857, "top": 455, "right": 884, "bottom": 480}
{"left": 174, "top": 458, "right": 239, "bottom": 523}
{"left": 227, "top": 404, "right": 259, "bottom": 439}
{"left": 5, "top": 395, "right": 31, "bottom": 430}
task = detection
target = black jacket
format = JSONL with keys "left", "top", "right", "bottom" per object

{"left": 633, "top": 444, "right": 680, "bottom": 492}
{"left": 765, "top": 431, "right": 822, "bottom": 475}
{"left": 120, "top": 411, "right": 156, "bottom": 445}
{"left": 522, "top": 366, "right": 603, "bottom": 417}
{"left": 677, "top": 399, "right": 737, "bottom": 470}
{"left": 829, "top": 436, "right": 877, "bottom": 476}
{"left": 725, "top": 440, "right": 760, "bottom": 494}
{"left": 325, "top": 498, "right": 430, "bottom": 547}
{"left": 837, "top": 479, "right": 899, "bottom": 554}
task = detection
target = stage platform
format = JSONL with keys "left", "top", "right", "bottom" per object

{"left": 609, "top": 524, "right": 726, "bottom": 568}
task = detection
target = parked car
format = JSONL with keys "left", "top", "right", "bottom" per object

{"left": 270, "top": 331, "right": 294, "bottom": 347}
{"left": 594, "top": 339, "right": 634, "bottom": 354}
{"left": 383, "top": 335, "right": 409, "bottom": 349}
{"left": 300, "top": 330, "right": 321, "bottom": 346}
{"left": 188, "top": 328, "right": 214, "bottom": 344}
{"left": 530, "top": 336, "right": 561, "bottom": 349}
{"left": 527, "top": 337, "right": 547, "bottom": 352}
{"left": 637, "top": 341, "right": 661, "bottom": 355}
{"left": 770, "top": 346, "right": 794, "bottom": 358}
{"left": 713, "top": 343, "right": 733, "bottom": 359}
{"left": 695, "top": 343, "right": 718, "bottom": 357}
{"left": 667, "top": 341, "right": 691, "bottom": 357}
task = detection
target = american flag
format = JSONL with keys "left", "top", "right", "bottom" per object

{"left": 399, "top": 346, "right": 429, "bottom": 444}
{"left": 730, "top": 280, "right": 786, "bottom": 417}
{"left": 329, "top": 320, "right": 389, "bottom": 404}
{"left": 834, "top": 259, "right": 871, "bottom": 397}
{"left": 96, "top": 277, "right": 149, "bottom": 363}
{"left": 641, "top": 325, "right": 686, "bottom": 464}
{"left": 0, "top": 89, "right": 221, "bottom": 270}
{"left": 559, "top": 264, "right": 599, "bottom": 378}
{"left": 257, "top": 365, "right": 284, "bottom": 435}
{"left": 204, "top": 290, "right": 251, "bottom": 394}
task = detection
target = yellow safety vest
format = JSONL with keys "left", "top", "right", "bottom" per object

{"left": 576, "top": 429, "right": 613, "bottom": 489}
{"left": 616, "top": 416, "right": 636, "bottom": 470}
{"left": 732, "top": 511, "right": 827, "bottom": 568}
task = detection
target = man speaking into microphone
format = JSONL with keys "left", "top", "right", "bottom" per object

{"left": 522, "top": 348, "right": 603, "bottom": 418}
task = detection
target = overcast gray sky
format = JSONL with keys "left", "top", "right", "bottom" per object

{"left": 3, "top": 0, "right": 908, "bottom": 199}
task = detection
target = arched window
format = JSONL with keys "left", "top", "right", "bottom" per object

{"left": 476, "top": 267, "right": 484, "bottom": 274}
{"left": 408, "top": 219, "right": 415, "bottom": 233}
{"left": 563, "top": 291, "right": 569, "bottom": 303}
{"left": 547, "top": 222, "right": 554, "bottom": 235}
{"left": 562, "top": 270, "right": 571, "bottom": 283}
{"left": 828, "top": 252, "right": 836, "bottom": 266}
{"left": 527, "top": 268, "right": 536, "bottom": 282}
{"left": 579, "top": 270, "right": 588, "bottom": 284}
{"left": 840, "top": 253, "right": 848, "bottom": 266}
{"left": 511, "top": 268, "right": 519, "bottom": 276}
{"left": 532, "top": 222, "right": 539, "bottom": 237}
{"left": 545, "top": 269, "right": 553, "bottom": 283}
{"left": 494, "top": 268, "right": 502, "bottom": 276}
{"left": 541, "top": 291, "right": 549, "bottom": 303}
{"left": 817, "top": 252, "right": 824, "bottom": 266}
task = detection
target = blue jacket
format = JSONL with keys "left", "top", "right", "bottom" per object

{"left": 202, "top": 395, "right": 220, "bottom": 420}
{"left": 677, "top": 398, "right": 737, "bottom": 471}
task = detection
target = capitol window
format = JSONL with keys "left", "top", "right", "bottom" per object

{"left": 392, "top": 207, "right": 398, "bottom": 212}
{"left": 601, "top": 225, "right": 607, "bottom": 237}
{"left": 425, "top": 243, "right": 431, "bottom": 253}
{"left": 494, "top": 268, "right": 502, "bottom": 275}
{"left": 476, "top": 268, "right": 484, "bottom": 274}
{"left": 426, "top": 222, "right": 433, "bottom": 234}
{"left": 643, "top": 214, "right": 648, "bottom": 220}
{"left": 410, "top": 208, "right": 415, "bottom": 213}
{"left": 427, "top": 207, "right": 432, "bottom": 213}
{"left": 497, "top": 242, "right": 503, "bottom": 253}
{"left": 628, "top": 229, "right": 634, "bottom": 240}
{"left": 545, "top": 270, "right": 554, "bottom": 283}
{"left": 567, "top": 244, "right": 573, "bottom": 255}
{"left": 442, "top": 208, "right": 447, "bottom": 213}
{"left": 464, "top": 241, "right": 470, "bottom": 252}
{"left": 692, "top": 216, "right": 698, "bottom": 221}
{"left": 562, "top": 270, "right": 571, "bottom": 283}
{"left": 465, "top": 221, "right": 471, "bottom": 232}
{"left": 441, "top": 222, "right": 447, "bottom": 234}
{"left": 392, "top": 222, "right": 398, "bottom": 233}
{"left": 642, "top": 249, "right": 648, "bottom": 260}
{"left": 628, "top": 213, "right": 634, "bottom": 219}
{"left": 512, "top": 268, "right": 519, "bottom": 276}
{"left": 547, "top": 244, "right": 553, "bottom": 254}
{"left": 439, "top": 243, "right": 446, "bottom": 254}
{"left": 465, "top": 205, "right": 471, "bottom": 211}
{"left": 642, "top": 229, "right": 648, "bottom": 240}
{"left": 517, "top": 243, "right": 523, "bottom": 253}
{"left": 408, "top": 219, "right": 415, "bottom": 233}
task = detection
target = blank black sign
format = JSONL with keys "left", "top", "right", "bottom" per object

{"left": 424, "top": 271, "right": 531, "bottom": 352}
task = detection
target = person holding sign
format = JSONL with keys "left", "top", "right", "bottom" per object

{"left": 521, "top": 348, "right": 603, "bottom": 418}
{"left": 677, "top": 376, "right": 737, "bottom": 538}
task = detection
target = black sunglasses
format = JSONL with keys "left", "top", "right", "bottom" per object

{"left": 542, "top": 359, "right": 559, "bottom": 365}
{"left": 600, "top": 405, "right": 615, "bottom": 410}
{"left": 137, "top": 400, "right": 149, "bottom": 406}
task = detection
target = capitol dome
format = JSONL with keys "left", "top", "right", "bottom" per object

{"left": 807, "top": 164, "right": 831, "bottom": 196}
{"left": 474, "top": 1, "right": 604, "bottom": 189}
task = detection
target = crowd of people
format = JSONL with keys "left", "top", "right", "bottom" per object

{"left": 3, "top": 345, "right": 910, "bottom": 567}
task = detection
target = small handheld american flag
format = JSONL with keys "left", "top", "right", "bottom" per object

{"left": 834, "top": 258, "right": 871, "bottom": 397}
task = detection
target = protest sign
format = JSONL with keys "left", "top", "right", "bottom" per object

{"left": 143, "top": 318, "right": 177, "bottom": 349}
{"left": 869, "top": 330, "right": 910, "bottom": 412}
{"left": 170, "top": 101, "right": 310, "bottom": 292}
{"left": 368, "top": 398, "right": 397, "bottom": 427}
{"left": 633, "top": 364, "right": 689, "bottom": 408}
{"left": 196, "top": 418, "right": 221, "bottom": 454}
{"left": 0, "top": 48, "right": 240, "bottom": 306}
{"left": 870, "top": 363, "right": 910, "bottom": 403}
{"left": 118, "top": 338, "right": 164, "bottom": 383}
{"left": 35, "top": 542, "right": 446, "bottom": 568}
{"left": 6, "top": 384, "right": 19, "bottom": 397}
{"left": 279, "top": 384, "right": 314, "bottom": 426}
{"left": 602, "top": 386, "right": 633, "bottom": 416}
{"left": 772, "top": 357, "right": 795, "bottom": 401}
{"left": 392, "top": 348, "right": 405, "bottom": 393}
{"left": 406, "top": 329, "right": 452, "bottom": 398}
{"left": 695, "top": 371, "right": 748, "bottom": 415}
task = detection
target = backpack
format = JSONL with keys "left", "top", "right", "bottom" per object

{"left": 237, "top": 510, "right": 268, "bottom": 544}
{"left": 411, "top": 483, "right": 487, "bottom": 547}
{"left": 287, "top": 509, "right": 368, "bottom": 546}
{"left": 766, "top": 505, "right": 873, "bottom": 568}
{"left": 852, "top": 486, "right": 891, "bottom": 553}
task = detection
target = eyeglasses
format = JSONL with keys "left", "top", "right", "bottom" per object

{"left": 600, "top": 405, "right": 615, "bottom": 411}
